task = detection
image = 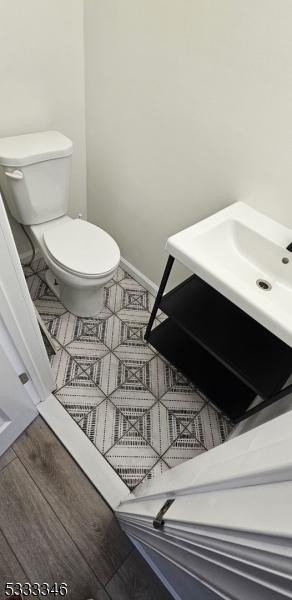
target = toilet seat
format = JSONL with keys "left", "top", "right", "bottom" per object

{"left": 44, "top": 219, "right": 120, "bottom": 278}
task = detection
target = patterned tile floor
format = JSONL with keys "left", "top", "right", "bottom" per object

{"left": 23, "top": 257, "right": 233, "bottom": 491}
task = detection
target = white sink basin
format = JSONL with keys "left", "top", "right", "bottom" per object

{"left": 166, "top": 202, "right": 292, "bottom": 347}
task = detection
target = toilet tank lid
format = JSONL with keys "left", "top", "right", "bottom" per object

{"left": 0, "top": 131, "right": 73, "bottom": 167}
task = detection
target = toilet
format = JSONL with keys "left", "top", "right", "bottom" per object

{"left": 0, "top": 131, "right": 120, "bottom": 317}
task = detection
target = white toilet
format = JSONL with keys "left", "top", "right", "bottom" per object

{"left": 0, "top": 131, "right": 120, "bottom": 317}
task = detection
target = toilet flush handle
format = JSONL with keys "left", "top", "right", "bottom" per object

{"left": 4, "top": 169, "right": 23, "bottom": 180}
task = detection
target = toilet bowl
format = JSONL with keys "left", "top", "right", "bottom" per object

{"left": 31, "top": 216, "right": 120, "bottom": 317}
{"left": 0, "top": 130, "right": 120, "bottom": 317}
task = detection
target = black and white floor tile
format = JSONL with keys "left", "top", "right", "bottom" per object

{"left": 133, "top": 400, "right": 187, "bottom": 455}
{"left": 49, "top": 347, "right": 83, "bottom": 391}
{"left": 88, "top": 352, "right": 131, "bottom": 396}
{"left": 26, "top": 273, "right": 47, "bottom": 301}
{"left": 79, "top": 399, "right": 133, "bottom": 454}
{"left": 109, "top": 377, "right": 157, "bottom": 424}
{"left": 160, "top": 386, "right": 206, "bottom": 427}
{"left": 186, "top": 403, "right": 233, "bottom": 449}
{"left": 134, "top": 459, "right": 169, "bottom": 494}
{"left": 105, "top": 427, "right": 160, "bottom": 489}
{"left": 65, "top": 334, "right": 109, "bottom": 371}
{"left": 133, "top": 355, "right": 183, "bottom": 399}
{"left": 54, "top": 370, "right": 106, "bottom": 421}
{"left": 24, "top": 258, "right": 232, "bottom": 490}
{"left": 31, "top": 257, "right": 47, "bottom": 273}
{"left": 162, "top": 429, "right": 206, "bottom": 468}
{"left": 35, "top": 284, "right": 67, "bottom": 324}
{"left": 47, "top": 311, "right": 95, "bottom": 346}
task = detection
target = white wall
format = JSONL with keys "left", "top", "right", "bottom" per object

{"left": 0, "top": 0, "right": 87, "bottom": 256}
{"left": 84, "top": 0, "right": 292, "bottom": 286}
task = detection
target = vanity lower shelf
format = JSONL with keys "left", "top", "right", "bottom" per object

{"left": 149, "top": 319, "right": 255, "bottom": 420}
{"left": 148, "top": 272, "right": 292, "bottom": 421}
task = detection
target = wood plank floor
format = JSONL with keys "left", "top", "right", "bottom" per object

{"left": 0, "top": 417, "right": 172, "bottom": 600}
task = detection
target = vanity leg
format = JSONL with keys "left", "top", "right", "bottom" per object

{"left": 145, "top": 255, "right": 174, "bottom": 340}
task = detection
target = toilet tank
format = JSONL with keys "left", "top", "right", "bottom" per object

{"left": 0, "top": 131, "right": 73, "bottom": 225}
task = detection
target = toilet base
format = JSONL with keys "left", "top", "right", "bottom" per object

{"left": 45, "top": 269, "right": 105, "bottom": 317}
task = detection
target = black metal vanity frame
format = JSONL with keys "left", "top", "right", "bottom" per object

{"left": 145, "top": 256, "right": 292, "bottom": 423}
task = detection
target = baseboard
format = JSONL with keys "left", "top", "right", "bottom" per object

{"left": 38, "top": 394, "right": 131, "bottom": 509}
{"left": 120, "top": 257, "right": 158, "bottom": 297}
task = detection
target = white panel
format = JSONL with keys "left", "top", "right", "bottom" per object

{"left": 117, "top": 481, "right": 292, "bottom": 599}
{"left": 0, "top": 328, "right": 37, "bottom": 454}
{"left": 125, "top": 524, "right": 290, "bottom": 600}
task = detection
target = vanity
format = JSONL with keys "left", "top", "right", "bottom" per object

{"left": 145, "top": 202, "right": 292, "bottom": 422}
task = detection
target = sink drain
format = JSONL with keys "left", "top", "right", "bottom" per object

{"left": 256, "top": 279, "right": 272, "bottom": 291}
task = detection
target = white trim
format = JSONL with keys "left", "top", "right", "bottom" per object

{"left": 121, "top": 517, "right": 292, "bottom": 569}
{"left": 38, "top": 394, "right": 132, "bottom": 509}
{"left": 121, "top": 408, "right": 292, "bottom": 504}
{"left": 120, "top": 256, "right": 158, "bottom": 297}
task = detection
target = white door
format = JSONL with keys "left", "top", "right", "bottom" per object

{"left": 116, "top": 410, "right": 292, "bottom": 599}
{"left": 0, "top": 332, "right": 37, "bottom": 455}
